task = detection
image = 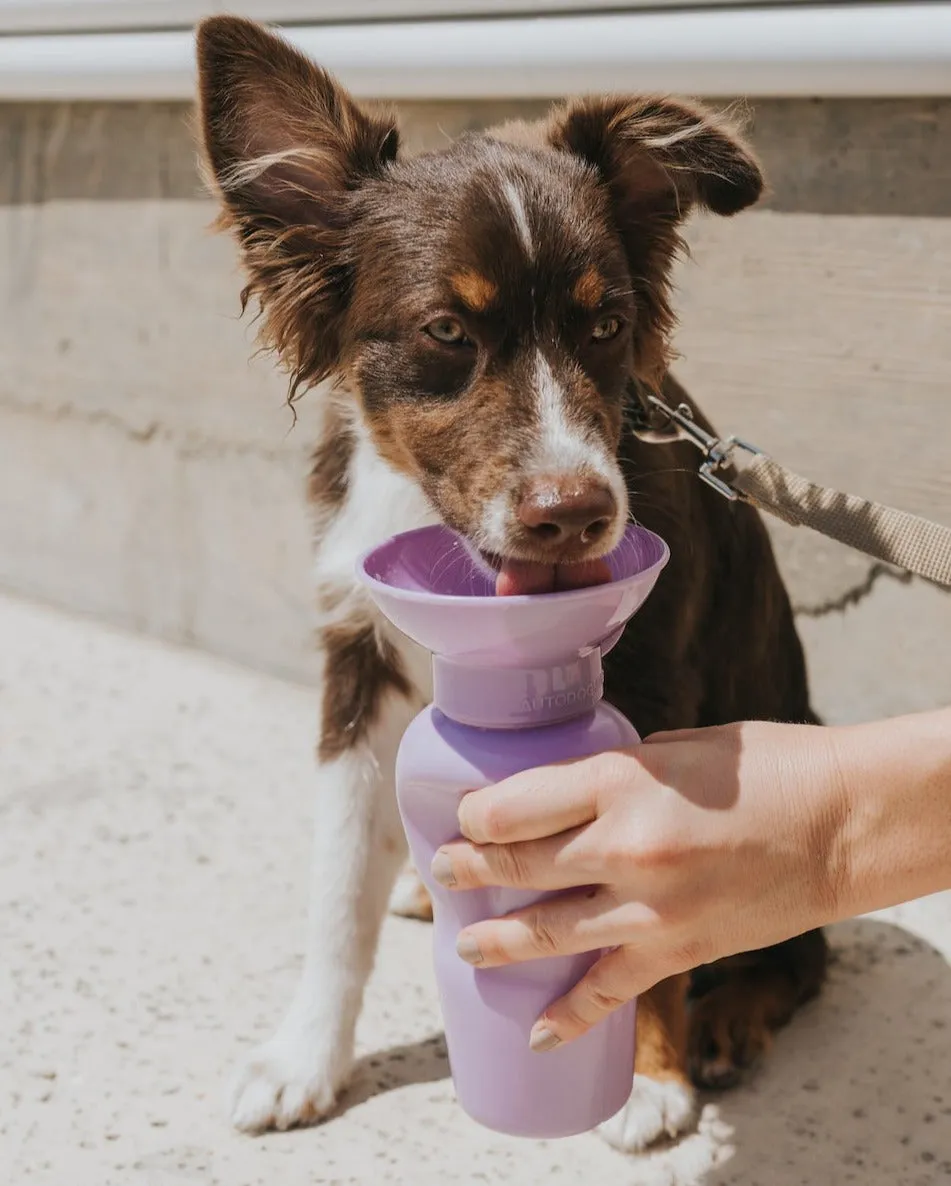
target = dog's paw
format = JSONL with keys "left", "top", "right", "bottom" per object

{"left": 599, "top": 1075, "right": 696, "bottom": 1154}
{"left": 229, "top": 1028, "right": 353, "bottom": 1134}
{"left": 388, "top": 865, "right": 433, "bottom": 921}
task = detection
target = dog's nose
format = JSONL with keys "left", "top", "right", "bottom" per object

{"left": 516, "top": 477, "right": 616, "bottom": 547}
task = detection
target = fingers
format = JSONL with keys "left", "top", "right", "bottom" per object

{"left": 453, "top": 887, "right": 623, "bottom": 967}
{"left": 457, "top": 758, "right": 604, "bottom": 845}
{"left": 529, "top": 946, "right": 654, "bottom": 1049}
{"left": 432, "top": 827, "right": 597, "bottom": 893}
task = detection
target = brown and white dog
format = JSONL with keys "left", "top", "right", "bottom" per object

{"left": 196, "top": 16, "right": 827, "bottom": 1154}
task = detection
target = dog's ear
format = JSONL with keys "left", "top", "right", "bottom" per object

{"left": 549, "top": 96, "right": 761, "bottom": 382}
{"left": 196, "top": 16, "right": 399, "bottom": 394}
{"left": 549, "top": 95, "right": 762, "bottom": 221}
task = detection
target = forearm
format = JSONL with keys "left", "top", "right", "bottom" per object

{"left": 831, "top": 707, "right": 951, "bottom": 919}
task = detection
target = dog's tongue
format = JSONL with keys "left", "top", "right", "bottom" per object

{"left": 495, "top": 558, "right": 612, "bottom": 597}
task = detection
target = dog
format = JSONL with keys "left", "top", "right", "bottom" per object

{"left": 195, "top": 15, "right": 827, "bottom": 1154}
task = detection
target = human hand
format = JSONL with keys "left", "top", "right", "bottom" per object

{"left": 430, "top": 720, "right": 849, "bottom": 1051}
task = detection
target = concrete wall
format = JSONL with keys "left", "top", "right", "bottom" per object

{"left": 2, "top": 98, "right": 949, "bottom": 720}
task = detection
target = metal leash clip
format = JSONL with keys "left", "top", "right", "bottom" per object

{"left": 636, "top": 393, "right": 763, "bottom": 501}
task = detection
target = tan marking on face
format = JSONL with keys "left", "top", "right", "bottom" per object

{"left": 451, "top": 269, "right": 498, "bottom": 311}
{"left": 573, "top": 267, "right": 605, "bottom": 309}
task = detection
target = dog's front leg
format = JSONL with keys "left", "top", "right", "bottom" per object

{"left": 230, "top": 623, "right": 417, "bottom": 1133}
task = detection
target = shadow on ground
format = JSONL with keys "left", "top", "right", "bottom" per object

{"left": 624, "top": 917, "right": 951, "bottom": 1186}
{"left": 336, "top": 1032, "right": 450, "bottom": 1116}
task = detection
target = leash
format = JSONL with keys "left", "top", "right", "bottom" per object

{"left": 629, "top": 392, "right": 951, "bottom": 591}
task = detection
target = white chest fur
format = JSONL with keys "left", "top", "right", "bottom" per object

{"left": 312, "top": 411, "right": 437, "bottom": 700}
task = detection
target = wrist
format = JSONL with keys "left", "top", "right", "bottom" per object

{"left": 815, "top": 724, "right": 863, "bottom": 923}
{"left": 771, "top": 721, "right": 855, "bottom": 929}
{"left": 824, "top": 708, "right": 951, "bottom": 919}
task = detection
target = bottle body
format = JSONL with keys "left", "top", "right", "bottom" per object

{"left": 396, "top": 702, "right": 639, "bottom": 1138}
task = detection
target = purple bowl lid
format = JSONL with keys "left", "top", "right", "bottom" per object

{"left": 357, "top": 524, "right": 669, "bottom": 666}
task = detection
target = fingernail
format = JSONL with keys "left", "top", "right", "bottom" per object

{"left": 529, "top": 1025, "right": 561, "bottom": 1053}
{"left": 430, "top": 852, "right": 456, "bottom": 888}
{"left": 456, "top": 932, "right": 483, "bottom": 965}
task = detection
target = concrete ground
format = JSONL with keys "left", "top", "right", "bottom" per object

{"left": 2, "top": 591, "right": 950, "bottom": 1186}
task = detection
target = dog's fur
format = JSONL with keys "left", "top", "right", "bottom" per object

{"left": 196, "top": 16, "right": 827, "bottom": 1152}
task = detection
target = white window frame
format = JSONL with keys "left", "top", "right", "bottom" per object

{"left": 0, "top": 2, "right": 823, "bottom": 34}
{"left": 0, "top": 3, "right": 949, "bottom": 100}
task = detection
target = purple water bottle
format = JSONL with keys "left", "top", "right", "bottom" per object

{"left": 358, "top": 524, "right": 669, "bottom": 1138}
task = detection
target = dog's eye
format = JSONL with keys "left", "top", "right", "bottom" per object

{"left": 591, "top": 316, "right": 622, "bottom": 342}
{"left": 424, "top": 317, "right": 469, "bottom": 345}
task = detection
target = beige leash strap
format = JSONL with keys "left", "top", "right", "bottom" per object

{"left": 633, "top": 394, "right": 951, "bottom": 591}
{"left": 731, "top": 454, "right": 951, "bottom": 589}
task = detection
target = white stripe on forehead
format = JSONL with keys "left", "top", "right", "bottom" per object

{"left": 502, "top": 178, "right": 533, "bottom": 259}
